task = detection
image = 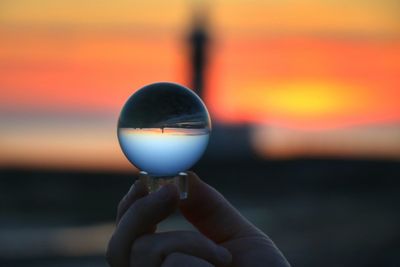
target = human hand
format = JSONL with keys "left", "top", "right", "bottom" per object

{"left": 106, "top": 176, "right": 232, "bottom": 267}
{"left": 106, "top": 172, "right": 290, "bottom": 267}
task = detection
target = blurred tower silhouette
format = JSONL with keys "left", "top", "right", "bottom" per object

{"left": 188, "top": 9, "right": 209, "bottom": 99}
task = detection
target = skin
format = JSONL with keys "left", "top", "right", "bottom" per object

{"left": 106, "top": 172, "right": 291, "bottom": 267}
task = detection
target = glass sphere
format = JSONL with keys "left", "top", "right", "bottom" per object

{"left": 118, "top": 82, "right": 211, "bottom": 176}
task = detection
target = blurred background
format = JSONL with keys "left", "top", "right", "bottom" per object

{"left": 1, "top": 0, "right": 400, "bottom": 266}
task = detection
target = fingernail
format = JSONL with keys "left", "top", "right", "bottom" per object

{"left": 127, "top": 183, "right": 136, "bottom": 195}
{"left": 216, "top": 246, "right": 232, "bottom": 265}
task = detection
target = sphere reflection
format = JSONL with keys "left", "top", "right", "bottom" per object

{"left": 118, "top": 82, "right": 211, "bottom": 176}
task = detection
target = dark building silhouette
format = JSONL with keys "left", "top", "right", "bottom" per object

{"left": 188, "top": 11, "right": 209, "bottom": 99}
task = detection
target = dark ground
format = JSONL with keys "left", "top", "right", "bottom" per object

{"left": 1, "top": 158, "right": 399, "bottom": 267}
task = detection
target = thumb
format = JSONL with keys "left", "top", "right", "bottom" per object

{"left": 179, "top": 172, "right": 260, "bottom": 243}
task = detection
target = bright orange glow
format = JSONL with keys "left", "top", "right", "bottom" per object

{"left": 207, "top": 37, "right": 400, "bottom": 129}
{"left": 263, "top": 83, "right": 358, "bottom": 116}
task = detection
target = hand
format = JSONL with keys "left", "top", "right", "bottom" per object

{"left": 180, "top": 172, "right": 290, "bottom": 267}
{"left": 106, "top": 177, "right": 231, "bottom": 267}
{"left": 106, "top": 172, "right": 290, "bottom": 267}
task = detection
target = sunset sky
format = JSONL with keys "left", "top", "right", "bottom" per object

{"left": 1, "top": 0, "right": 399, "bottom": 170}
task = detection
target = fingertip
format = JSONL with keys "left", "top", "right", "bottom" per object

{"left": 179, "top": 172, "right": 222, "bottom": 224}
{"left": 184, "top": 171, "right": 206, "bottom": 200}
{"left": 179, "top": 172, "right": 253, "bottom": 243}
{"left": 180, "top": 171, "right": 216, "bottom": 207}
{"left": 125, "top": 179, "right": 148, "bottom": 203}
{"left": 116, "top": 178, "right": 149, "bottom": 224}
{"left": 186, "top": 171, "right": 201, "bottom": 184}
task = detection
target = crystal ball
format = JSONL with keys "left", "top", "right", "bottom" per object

{"left": 118, "top": 82, "right": 211, "bottom": 176}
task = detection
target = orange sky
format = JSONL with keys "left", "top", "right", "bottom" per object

{"left": 1, "top": 0, "right": 400, "bottom": 169}
{"left": 208, "top": 36, "right": 400, "bottom": 129}
{"left": 1, "top": 29, "right": 399, "bottom": 128}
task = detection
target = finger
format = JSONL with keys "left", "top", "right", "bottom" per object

{"left": 107, "top": 184, "right": 179, "bottom": 267}
{"left": 180, "top": 172, "right": 260, "bottom": 243}
{"left": 162, "top": 253, "right": 214, "bottom": 267}
{"left": 130, "top": 231, "right": 231, "bottom": 267}
{"left": 116, "top": 179, "right": 148, "bottom": 224}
